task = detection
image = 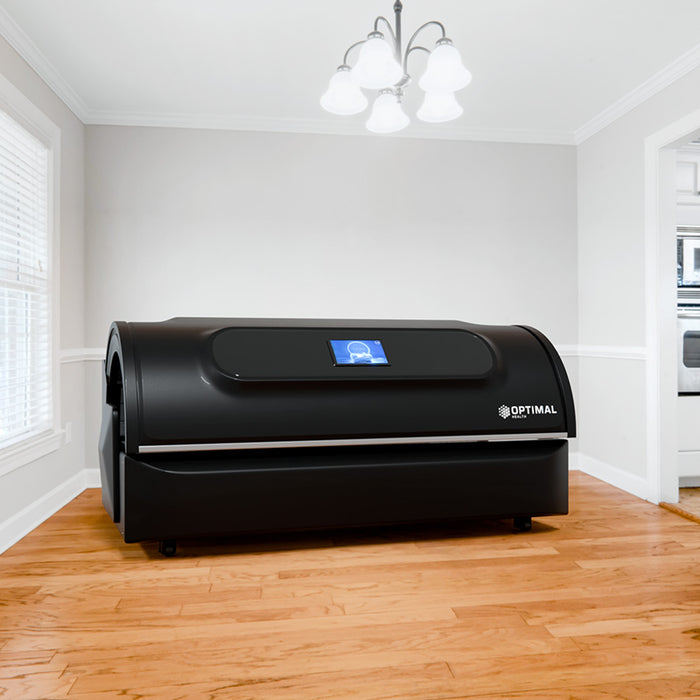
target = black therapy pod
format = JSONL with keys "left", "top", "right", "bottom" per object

{"left": 98, "top": 318, "right": 575, "bottom": 555}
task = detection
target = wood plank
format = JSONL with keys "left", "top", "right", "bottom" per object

{"left": 3, "top": 604, "right": 459, "bottom": 653}
{"left": 65, "top": 662, "right": 455, "bottom": 700}
{"left": 0, "top": 671, "right": 74, "bottom": 699}
{"left": 448, "top": 646, "right": 700, "bottom": 695}
{"left": 115, "top": 585, "right": 261, "bottom": 611}
{"left": 50, "top": 618, "right": 577, "bottom": 685}
{"left": 571, "top": 626, "right": 700, "bottom": 651}
{"left": 462, "top": 676, "right": 700, "bottom": 699}
{"left": 60, "top": 626, "right": 572, "bottom": 695}
{"left": 0, "top": 648, "right": 56, "bottom": 669}
{"left": 456, "top": 587, "right": 700, "bottom": 627}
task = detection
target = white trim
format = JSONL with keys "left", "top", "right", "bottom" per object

{"left": 60, "top": 348, "right": 104, "bottom": 364}
{"left": 0, "top": 429, "right": 63, "bottom": 478}
{"left": 84, "top": 467, "right": 101, "bottom": 488}
{"left": 0, "top": 69, "right": 62, "bottom": 467}
{"left": 575, "top": 345, "right": 647, "bottom": 361}
{"left": 0, "top": 5, "right": 88, "bottom": 121}
{"left": 575, "top": 43, "right": 700, "bottom": 144}
{"left": 82, "top": 110, "right": 576, "bottom": 145}
{"left": 49, "top": 117, "right": 61, "bottom": 449}
{"left": 0, "top": 468, "right": 87, "bottom": 555}
{"left": 578, "top": 453, "right": 651, "bottom": 503}
{"left": 677, "top": 451, "right": 700, "bottom": 479}
{"left": 643, "top": 109, "right": 700, "bottom": 505}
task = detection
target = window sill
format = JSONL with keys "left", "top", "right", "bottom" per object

{"left": 0, "top": 430, "right": 64, "bottom": 478}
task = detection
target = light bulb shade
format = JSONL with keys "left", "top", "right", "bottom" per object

{"left": 416, "top": 91, "right": 463, "bottom": 123}
{"left": 366, "top": 91, "right": 409, "bottom": 134}
{"left": 418, "top": 40, "right": 472, "bottom": 93}
{"left": 320, "top": 67, "right": 368, "bottom": 115}
{"left": 351, "top": 32, "right": 403, "bottom": 90}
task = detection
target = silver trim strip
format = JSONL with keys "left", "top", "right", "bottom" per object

{"left": 138, "top": 432, "right": 569, "bottom": 454}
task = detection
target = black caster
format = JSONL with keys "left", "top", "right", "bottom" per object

{"left": 513, "top": 516, "right": 532, "bottom": 532}
{"left": 158, "top": 539, "right": 177, "bottom": 556}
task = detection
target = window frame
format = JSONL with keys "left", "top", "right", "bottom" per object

{"left": 0, "top": 72, "right": 61, "bottom": 477}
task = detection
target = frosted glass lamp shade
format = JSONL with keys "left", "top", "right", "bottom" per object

{"left": 416, "top": 91, "right": 463, "bottom": 123}
{"left": 351, "top": 32, "right": 403, "bottom": 90}
{"left": 418, "top": 39, "right": 472, "bottom": 93}
{"left": 366, "top": 91, "right": 409, "bottom": 134}
{"left": 320, "top": 67, "right": 368, "bottom": 115}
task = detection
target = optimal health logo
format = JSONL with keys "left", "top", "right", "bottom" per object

{"left": 498, "top": 404, "right": 558, "bottom": 420}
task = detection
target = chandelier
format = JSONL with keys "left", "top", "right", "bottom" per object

{"left": 320, "top": 0, "right": 471, "bottom": 134}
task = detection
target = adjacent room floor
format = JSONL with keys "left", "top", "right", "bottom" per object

{"left": 664, "top": 487, "right": 700, "bottom": 524}
{"left": 1, "top": 471, "right": 700, "bottom": 699}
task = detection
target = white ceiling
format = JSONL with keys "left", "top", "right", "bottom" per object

{"left": 2, "top": 0, "right": 700, "bottom": 144}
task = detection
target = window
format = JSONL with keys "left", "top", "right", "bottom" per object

{"left": 0, "top": 108, "right": 52, "bottom": 452}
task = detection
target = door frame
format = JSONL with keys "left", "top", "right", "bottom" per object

{"left": 645, "top": 107, "right": 700, "bottom": 503}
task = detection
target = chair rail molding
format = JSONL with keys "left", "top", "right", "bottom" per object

{"left": 60, "top": 348, "right": 105, "bottom": 364}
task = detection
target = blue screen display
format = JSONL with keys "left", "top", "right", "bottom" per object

{"left": 329, "top": 339, "right": 389, "bottom": 365}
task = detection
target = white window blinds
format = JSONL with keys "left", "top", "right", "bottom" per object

{"left": 0, "top": 109, "right": 51, "bottom": 451}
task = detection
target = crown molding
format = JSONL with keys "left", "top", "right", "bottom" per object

{"left": 0, "top": 5, "right": 89, "bottom": 121}
{"left": 83, "top": 109, "right": 576, "bottom": 145}
{"left": 574, "top": 42, "right": 700, "bottom": 145}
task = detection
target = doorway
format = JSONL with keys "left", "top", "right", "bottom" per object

{"left": 645, "top": 108, "right": 700, "bottom": 503}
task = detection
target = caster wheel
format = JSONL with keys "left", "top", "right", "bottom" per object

{"left": 158, "top": 540, "right": 177, "bottom": 557}
{"left": 513, "top": 516, "right": 532, "bottom": 532}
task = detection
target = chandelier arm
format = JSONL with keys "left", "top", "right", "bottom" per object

{"left": 373, "top": 16, "right": 397, "bottom": 46}
{"left": 404, "top": 20, "right": 447, "bottom": 59}
{"left": 342, "top": 40, "right": 367, "bottom": 66}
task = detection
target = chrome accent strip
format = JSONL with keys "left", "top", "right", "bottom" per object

{"left": 138, "top": 433, "right": 568, "bottom": 454}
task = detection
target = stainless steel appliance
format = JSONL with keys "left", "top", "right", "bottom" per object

{"left": 677, "top": 227, "right": 700, "bottom": 306}
{"left": 678, "top": 310, "right": 700, "bottom": 394}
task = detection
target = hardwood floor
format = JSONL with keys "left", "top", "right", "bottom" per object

{"left": 2, "top": 470, "right": 700, "bottom": 699}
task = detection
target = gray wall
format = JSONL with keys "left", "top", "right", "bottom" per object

{"left": 84, "top": 127, "right": 578, "bottom": 346}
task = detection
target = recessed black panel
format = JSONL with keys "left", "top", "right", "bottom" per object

{"left": 210, "top": 327, "right": 495, "bottom": 381}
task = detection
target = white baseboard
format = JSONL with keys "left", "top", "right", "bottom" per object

{"left": 568, "top": 451, "right": 580, "bottom": 470}
{"left": 678, "top": 451, "right": 700, "bottom": 479}
{"left": 84, "top": 467, "right": 101, "bottom": 488}
{"left": 0, "top": 469, "right": 91, "bottom": 555}
{"left": 577, "top": 453, "right": 652, "bottom": 503}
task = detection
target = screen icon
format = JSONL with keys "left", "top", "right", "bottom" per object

{"left": 329, "top": 339, "right": 389, "bottom": 365}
